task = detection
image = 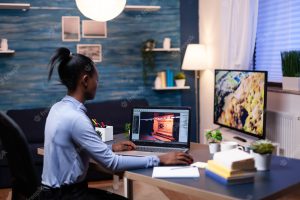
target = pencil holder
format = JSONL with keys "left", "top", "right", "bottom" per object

{"left": 95, "top": 126, "right": 113, "bottom": 142}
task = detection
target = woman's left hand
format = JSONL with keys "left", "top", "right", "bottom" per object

{"left": 112, "top": 141, "right": 136, "bottom": 152}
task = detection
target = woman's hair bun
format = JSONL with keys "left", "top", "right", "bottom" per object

{"left": 48, "top": 47, "right": 96, "bottom": 91}
{"left": 56, "top": 47, "right": 71, "bottom": 62}
{"left": 48, "top": 47, "right": 71, "bottom": 81}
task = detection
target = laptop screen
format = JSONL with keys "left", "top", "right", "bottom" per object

{"left": 130, "top": 107, "right": 190, "bottom": 148}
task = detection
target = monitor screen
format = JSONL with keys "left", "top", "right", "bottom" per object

{"left": 131, "top": 107, "right": 190, "bottom": 146}
{"left": 214, "top": 70, "right": 268, "bottom": 139}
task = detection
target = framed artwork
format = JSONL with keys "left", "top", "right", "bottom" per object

{"left": 77, "top": 44, "right": 102, "bottom": 62}
{"left": 82, "top": 20, "right": 107, "bottom": 38}
{"left": 62, "top": 16, "right": 80, "bottom": 41}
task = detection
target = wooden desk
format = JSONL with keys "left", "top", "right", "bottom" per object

{"left": 124, "top": 143, "right": 300, "bottom": 200}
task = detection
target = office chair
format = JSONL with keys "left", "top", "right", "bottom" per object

{"left": 0, "top": 112, "right": 39, "bottom": 200}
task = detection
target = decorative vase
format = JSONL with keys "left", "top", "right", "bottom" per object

{"left": 282, "top": 77, "right": 300, "bottom": 91}
{"left": 208, "top": 143, "right": 220, "bottom": 154}
{"left": 251, "top": 151, "right": 272, "bottom": 171}
{"left": 175, "top": 79, "right": 185, "bottom": 87}
{"left": 0, "top": 39, "right": 8, "bottom": 51}
{"left": 154, "top": 76, "right": 161, "bottom": 89}
{"left": 163, "top": 37, "right": 171, "bottom": 49}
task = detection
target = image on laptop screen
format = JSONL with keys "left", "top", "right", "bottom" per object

{"left": 131, "top": 107, "right": 190, "bottom": 147}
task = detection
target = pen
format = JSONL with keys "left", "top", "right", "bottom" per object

{"left": 100, "top": 121, "right": 106, "bottom": 128}
{"left": 92, "top": 119, "right": 98, "bottom": 127}
{"left": 170, "top": 166, "right": 196, "bottom": 170}
{"left": 92, "top": 119, "right": 101, "bottom": 127}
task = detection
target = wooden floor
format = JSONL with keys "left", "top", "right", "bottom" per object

{"left": 0, "top": 180, "right": 169, "bottom": 200}
{"left": 1, "top": 180, "right": 300, "bottom": 200}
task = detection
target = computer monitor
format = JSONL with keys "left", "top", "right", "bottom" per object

{"left": 213, "top": 69, "right": 268, "bottom": 140}
{"left": 130, "top": 107, "right": 191, "bottom": 148}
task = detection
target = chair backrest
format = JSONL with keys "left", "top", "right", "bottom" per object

{"left": 0, "top": 112, "right": 39, "bottom": 199}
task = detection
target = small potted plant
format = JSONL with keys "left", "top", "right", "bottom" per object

{"left": 250, "top": 140, "right": 275, "bottom": 171}
{"left": 141, "top": 39, "right": 156, "bottom": 84}
{"left": 124, "top": 123, "right": 131, "bottom": 139}
{"left": 174, "top": 72, "right": 186, "bottom": 87}
{"left": 205, "top": 129, "right": 222, "bottom": 154}
{"left": 281, "top": 50, "right": 300, "bottom": 91}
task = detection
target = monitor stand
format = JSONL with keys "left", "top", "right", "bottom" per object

{"left": 220, "top": 128, "right": 256, "bottom": 148}
{"left": 233, "top": 136, "right": 247, "bottom": 143}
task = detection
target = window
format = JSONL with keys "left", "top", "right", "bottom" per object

{"left": 255, "top": 0, "right": 300, "bottom": 83}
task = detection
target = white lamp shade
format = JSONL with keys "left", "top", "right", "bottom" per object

{"left": 181, "top": 44, "right": 207, "bottom": 70}
{"left": 75, "top": 0, "right": 126, "bottom": 22}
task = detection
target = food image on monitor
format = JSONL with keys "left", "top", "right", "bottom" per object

{"left": 139, "top": 112, "right": 180, "bottom": 142}
{"left": 214, "top": 71, "right": 266, "bottom": 137}
{"left": 152, "top": 114, "right": 175, "bottom": 142}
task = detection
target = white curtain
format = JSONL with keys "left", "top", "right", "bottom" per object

{"left": 200, "top": 0, "right": 259, "bottom": 69}
{"left": 198, "top": 0, "right": 259, "bottom": 143}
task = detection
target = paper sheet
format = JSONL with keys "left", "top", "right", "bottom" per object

{"left": 152, "top": 166, "right": 200, "bottom": 178}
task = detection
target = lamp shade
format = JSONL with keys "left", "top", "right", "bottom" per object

{"left": 181, "top": 44, "right": 207, "bottom": 70}
{"left": 75, "top": 0, "right": 126, "bottom": 22}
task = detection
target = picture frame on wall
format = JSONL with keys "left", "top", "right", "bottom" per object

{"left": 82, "top": 20, "right": 107, "bottom": 38}
{"left": 62, "top": 16, "right": 80, "bottom": 42}
{"left": 77, "top": 44, "right": 102, "bottom": 62}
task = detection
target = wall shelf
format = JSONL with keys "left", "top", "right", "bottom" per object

{"left": 152, "top": 86, "right": 190, "bottom": 90}
{"left": 0, "top": 3, "right": 30, "bottom": 10}
{"left": 124, "top": 5, "right": 161, "bottom": 12}
{"left": 146, "top": 48, "right": 180, "bottom": 52}
{"left": 0, "top": 50, "right": 15, "bottom": 54}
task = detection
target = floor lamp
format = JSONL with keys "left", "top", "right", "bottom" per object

{"left": 181, "top": 44, "right": 206, "bottom": 143}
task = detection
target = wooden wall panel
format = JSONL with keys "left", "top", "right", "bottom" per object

{"left": 0, "top": 0, "right": 181, "bottom": 110}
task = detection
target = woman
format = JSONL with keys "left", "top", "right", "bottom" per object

{"left": 41, "top": 47, "right": 193, "bottom": 199}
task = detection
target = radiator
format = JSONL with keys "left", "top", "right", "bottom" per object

{"left": 266, "top": 111, "right": 300, "bottom": 159}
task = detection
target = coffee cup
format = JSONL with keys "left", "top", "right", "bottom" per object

{"left": 221, "top": 141, "right": 244, "bottom": 151}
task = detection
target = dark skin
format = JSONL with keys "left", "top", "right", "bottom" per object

{"left": 69, "top": 67, "right": 194, "bottom": 166}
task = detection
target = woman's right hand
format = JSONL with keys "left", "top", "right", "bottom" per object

{"left": 158, "top": 152, "right": 194, "bottom": 166}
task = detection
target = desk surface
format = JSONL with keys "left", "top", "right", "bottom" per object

{"left": 125, "top": 143, "right": 300, "bottom": 200}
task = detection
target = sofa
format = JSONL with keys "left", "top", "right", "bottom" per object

{"left": 0, "top": 98, "right": 148, "bottom": 188}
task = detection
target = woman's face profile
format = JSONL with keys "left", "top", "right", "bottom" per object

{"left": 85, "top": 66, "right": 99, "bottom": 100}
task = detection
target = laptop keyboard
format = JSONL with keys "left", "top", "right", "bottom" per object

{"left": 136, "top": 146, "right": 186, "bottom": 153}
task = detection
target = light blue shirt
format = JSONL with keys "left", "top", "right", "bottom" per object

{"left": 42, "top": 96, "right": 160, "bottom": 187}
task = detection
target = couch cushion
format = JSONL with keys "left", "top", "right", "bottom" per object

{"left": 85, "top": 99, "right": 148, "bottom": 134}
{"left": 7, "top": 108, "right": 48, "bottom": 143}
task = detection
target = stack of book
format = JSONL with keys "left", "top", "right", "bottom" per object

{"left": 157, "top": 69, "right": 174, "bottom": 88}
{"left": 205, "top": 149, "right": 256, "bottom": 185}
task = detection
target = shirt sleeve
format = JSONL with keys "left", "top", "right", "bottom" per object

{"left": 71, "top": 114, "right": 160, "bottom": 172}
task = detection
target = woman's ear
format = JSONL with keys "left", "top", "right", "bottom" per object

{"left": 81, "top": 74, "right": 89, "bottom": 88}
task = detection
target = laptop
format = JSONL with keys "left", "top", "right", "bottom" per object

{"left": 117, "top": 106, "right": 191, "bottom": 156}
